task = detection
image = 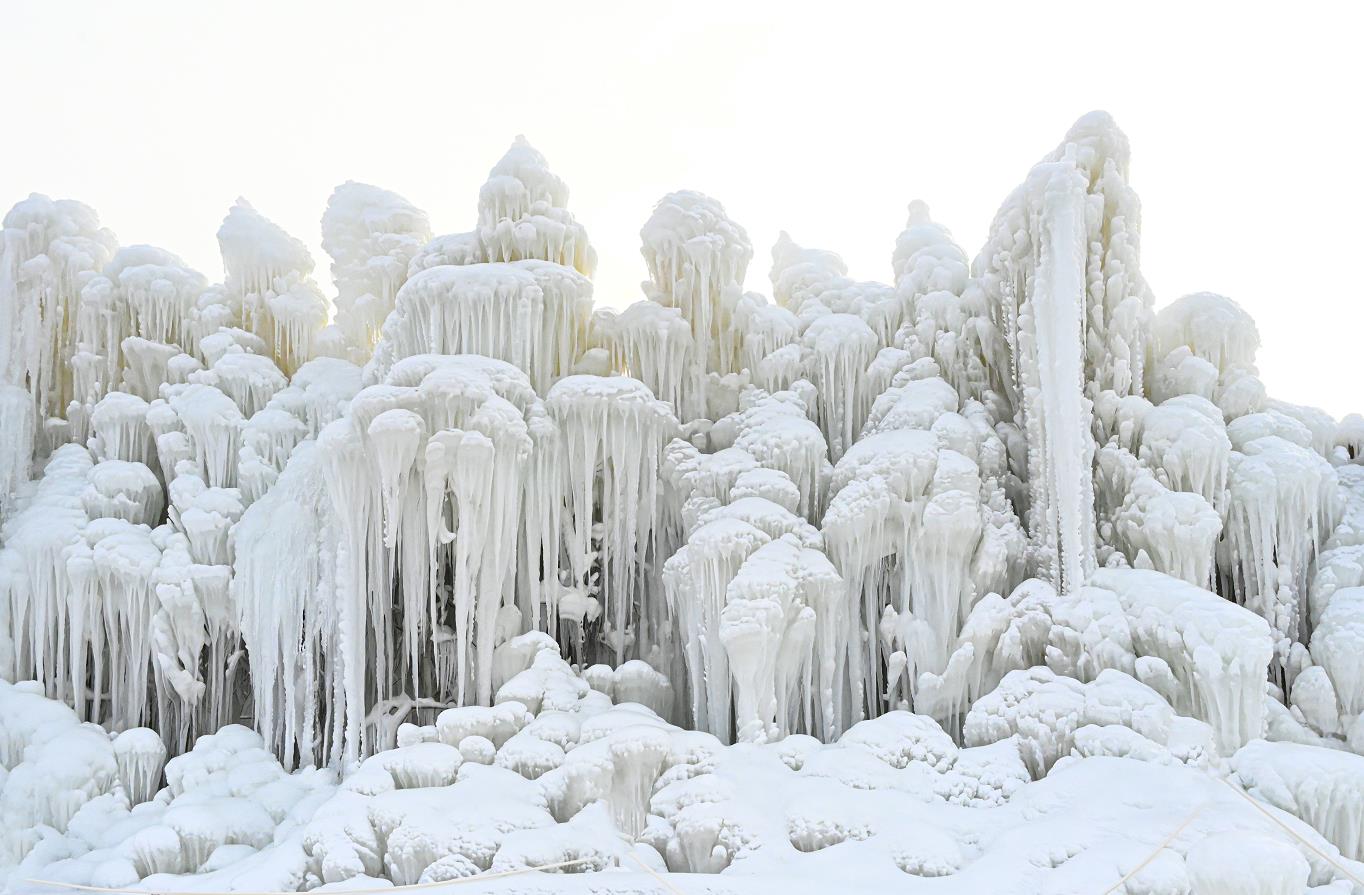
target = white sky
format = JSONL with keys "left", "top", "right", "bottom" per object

{"left": 3, "top": 1, "right": 1360, "bottom": 416}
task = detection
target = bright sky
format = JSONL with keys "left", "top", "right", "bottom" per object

{"left": 3, "top": 1, "right": 1360, "bottom": 416}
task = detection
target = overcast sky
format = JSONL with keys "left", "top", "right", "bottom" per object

{"left": 3, "top": 1, "right": 1360, "bottom": 416}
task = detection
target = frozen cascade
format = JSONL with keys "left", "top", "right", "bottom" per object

{"left": 592, "top": 301, "right": 694, "bottom": 418}
{"left": 821, "top": 371, "right": 1025, "bottom": 735}
{"left": 69, "top": 246, "right": 208, "bottom": 442}
{"left": 367, "top": 260, "right": 594, "bottom": 395}
{"left": 1221, "top": 426, "right": 1339, "bottom": 680}
{"left": 800, "top": 314, "right": 878, "bottom": 461}
{"left": 0, "top": 195, "right": 117, "bottom": 471}
{"left": 975, "top": 136, "right": 1100, "bottom": 593}
{"left": 5, "top": 112, "right": 1364, "bottom": 894}
{"left": 547, "top": 375, "right": 677, "bottom": 666}
{"left": 972, "top": 113, "right": 1161, "bottom": 599}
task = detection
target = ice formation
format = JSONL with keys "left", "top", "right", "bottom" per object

{"left": 4, "top": 116, "right": 1364, "bottom": 893}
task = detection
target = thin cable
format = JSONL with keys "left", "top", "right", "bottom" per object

{"left": 1097, "top": 802, "right": 1205, "bottom": 895}
{"left": 1218, "top": 776, "right": 1364, "bottom": 888}
{"left": 623, "top": 850, "right": 688, "bottom": 895}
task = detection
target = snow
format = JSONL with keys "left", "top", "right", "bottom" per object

{"left": 4, "top": 114, "right": 1364, "bottom": 893}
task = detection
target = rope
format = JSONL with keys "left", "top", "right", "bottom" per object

{"left": 623, "top": 850, "right": 689, "bottom": 895}
{"left": 1093, "top": 776, "right": 1364, "bottom": 894}
{"left": 1097, "top": 802, "right": 1205, "bottom": 895}
{"left": 1217, "top": 776, "right": 1364, "bottom": 888}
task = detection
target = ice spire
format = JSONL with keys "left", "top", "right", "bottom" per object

{"left": 321, "top": 182, "right": 431, "bottom": 359}
{"left": 217, "top": 200, "right": 330, "bottom": 376}
{"left": 477, "top": 136, "right": 596, "bottom": 277}
{"left": 640, "top": 191, "right": 753, "bottom": 420}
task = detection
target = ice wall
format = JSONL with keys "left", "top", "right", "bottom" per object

{"left": 2, "top": 114, "right": 1362, "bottom": 805}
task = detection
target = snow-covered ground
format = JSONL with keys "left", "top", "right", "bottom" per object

{"left": 3, "top": 113, "right": 1364, "bottom": 894}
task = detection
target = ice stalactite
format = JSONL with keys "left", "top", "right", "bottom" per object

{"left": 0, "top": 385, "right": 34, "bottom": 519}
{"left": 716, "top": 385, "right": 831, "bottom": 523}
{"left": 230, "top": 439, "right": 333, "bottom": 768}
{"left": 68, "top": 246, "right": 207, "bottom": 442}
{"left": 1136, "top": 395, "right": 1233, "bottom": 514}
{"left": 662, "top": 433, "right": 838, "bottom": 742}
{"left": 1151, "top": 291, "right": 1254, "bottom": 403}
{"left": 0, "top": 446, "right": 95, "bottom": 694}
{"left": 1150, "top": 292, "right": 1263, "bottom": 409}
{"left": 800, "top": 314, "right": 878, "bottom": 462}
{"left": 820, "top": 367, "right": 1025, "bottom": 736}
{"left": 0, "top": 679, "right": 119, "bottom": 867}
{"left": 980, "top": 114, "right": 1155, "bottom": 416}
{"left": 321, "top": 182, "right": 431, "bottom": 360}
{"left": 916, "top": 567, "right": 1272, "bottom": 755}
{"left": 734, "top": 296, "right": 801, "bottom": 393}
{"left": 721, "top": 534, "right": 839, "bottom": 743}
{"left": 400, "top": 137, "right": 596, "bottom": 346}
{"left": 217, "top": 200, "right": 331, "bottom": 376}
{"left": 1219, "top": 413, "right": 1339, "bottom": 681}
{"left": 0, "top": 195, "right": 118, "bottom": 466}
{"left": 1232, "top": 739, "right": 1364, "bottom": 861}
{"left": 663, "top": 515, "right": 768, "bottom": 742}
{"left": 1308, "top": 587, "right": 1364, "bottom": 731}
{"left": 408, "top": 231, "right": 484, "bottom": 275}
{"left": 770, "top": 232, "right": 899, "bottom": 331}
{"left": 1268, "top": 398, "right": 1339, "bottom": 461}
{"left": 88, "top": 392, "right": 154, "bottom": 468}
{"left": 974, "top": 129, "right": 1104, "bottom": 594}
{"left": 890, "top": 202, "right": 1003, "bottom": 406}
{"left": 0, "top": 442, "right": 240, "bottom": 745}
{"left": 1093, "top": 443, "right": 1222, "bottom": 587}
{"left": 112, "top": 726, "right": 167, "bottom": 806}
{"left": 366, "top": 261, "right": 594, "bottom": 395}
{"left": 477, "top": 137, "right": 597, "bottom": 277}
{"left": 640, "top": 191, "right": 753, "bottom": 421}
{"left": 547, "top": 375, "right": 677, "bottom": 667}
{"left": 591, "top": 301, "right": 694, "bottom": 418}
{"left": 767, "top": 233, "right": 903, "bottom": 459}
{"left": 235, "top": 356, "right": 592, "bottom": 766}
{"left": 1089, "top": 373, "right": 1241, "bottom": 591}
{"left": 191, "top": 351, "right": 288, "bottom": 419}
{"left": 963, "top": 666, "right": 1177, "bottom": 778}
{"left": 83, "top": 460, "right": 163, "bottom": 524}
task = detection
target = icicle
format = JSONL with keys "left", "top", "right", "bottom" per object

{"left": 1, "top": 194, "right": 117, "bottom": 449}
{"left": 548, "top": 375, "right": 677, "bottom": 665}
